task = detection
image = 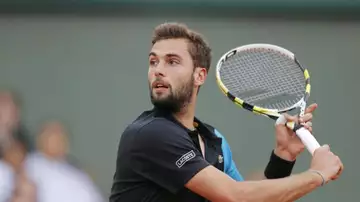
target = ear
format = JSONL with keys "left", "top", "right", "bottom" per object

{"left": 193, "top": 67, "right": 207, "bottom": 87}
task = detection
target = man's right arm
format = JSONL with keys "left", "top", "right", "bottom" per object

{"left": 186, "top": 165, "right": 322, "bottom": 202}
{"left": 130, "top": 120, "right": 342, "bottom": 202}
{"left": 186, "top": 143, "right": 343, "bottom": 202}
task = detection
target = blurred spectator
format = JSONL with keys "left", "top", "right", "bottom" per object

{"left": 0, "top": 90, "right": 32, "bottom": 202}
{"left": 25, "top": 121, "right": 105, "bottom": 202}
{"left": 0, "top": 90, "right": 103, "bottom": 202}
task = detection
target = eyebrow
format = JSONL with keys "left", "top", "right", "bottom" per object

{"left": 149, "top": 52, "right": 181, "bottom": 58}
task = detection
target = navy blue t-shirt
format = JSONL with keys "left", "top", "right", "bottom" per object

{"left": 109, "top": 109, "right": 243, "bottom": 202}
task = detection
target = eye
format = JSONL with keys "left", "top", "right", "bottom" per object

{"left": 149, "top": 59, "right": 158, "bottom": 66}
{"left": 168, "top": 59, "right": 180, "bottom": 66}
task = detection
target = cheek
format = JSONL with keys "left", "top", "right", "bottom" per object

{"left": 171, "top": 76, "right": 187, "bottom": 90}
{"left": 148, "top": 71, "right": 153, "bottom": 83}
{"left": 148, "top": 67, "right": 158, "bottom": 79}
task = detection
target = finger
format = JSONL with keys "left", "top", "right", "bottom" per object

{"left": 299, "top": 113, "right": 313, "bottom": 123}
{"left": 337, "top": 157, "right": 344, "bottom": 172}
{"left": 305, "top": 103, "right": 318, "bottom": 114}
{"left": 304, "top": 126, "right": 313, "bottom": 133}
{"left": 314, "top": 144, "right": 328, "bottom": 154}
{"left": 283, "top": 113, "right": 298, "bottom": 122}
{"left": 276, "top": 114, "right": 298, "bottom": 127}
{"left": 302, "top": 121, "right": 312, "bottom": 127}
{"left": 322, "top": 144, "right": 330, "bottom": 151}
{"left": 339, "top": 163, "right": 344, "bottom": 174}
{"left": 332, "top": 164, "right": 344, "bottom": 180}
{"left": 275, "top": 114, "right": 287, "bottom": 126}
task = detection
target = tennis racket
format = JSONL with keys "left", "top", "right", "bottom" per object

{"left": 215, "top": 43, "right": 320, "bottom": 155}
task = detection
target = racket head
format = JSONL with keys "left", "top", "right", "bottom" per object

{"left": 215, "top": 43, "right": 311, "bottom": 119}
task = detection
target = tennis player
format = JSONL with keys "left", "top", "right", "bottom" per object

{"left": 109, "top": 23, "right": 343, "bottom": 202}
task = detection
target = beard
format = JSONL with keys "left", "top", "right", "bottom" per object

{"left": 149, "top": 76, "right": 194, "bottom": 113}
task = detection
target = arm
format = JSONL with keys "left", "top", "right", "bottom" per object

{"left": 245, "top": 171, "right": 267, "bottom": 181}
{"left": 186, "top": 165, "right": 322, "bottom": 202}
{"left": 211, "top": 130, "right": 316, "bottom": 201}
{"left": 228, "top": 152, "right": 296, "bottom": 181}
{"left": 214, "top": 129, "right": 294, "bottom": 181}
{"left": 245, "top": 150, "right": 296, "bottom": 181}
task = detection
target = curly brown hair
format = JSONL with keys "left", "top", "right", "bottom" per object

{"left": 151, "top": 22, "right": 212, "bottom": 72}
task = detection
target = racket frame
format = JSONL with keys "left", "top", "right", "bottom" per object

{"left": 215, "top": 43, "right": 311, "bottom": 128}
{"left": 215, "top": 43, "right": 321, "bottom": 155}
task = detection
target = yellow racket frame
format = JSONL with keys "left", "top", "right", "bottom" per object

{"left": 215, "top": 43, "right": 311, "bottom": 130}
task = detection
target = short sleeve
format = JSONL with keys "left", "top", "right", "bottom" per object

{"left": 130, "top": 120, "right": 210, "bottom": 194}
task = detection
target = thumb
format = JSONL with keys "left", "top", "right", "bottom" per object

{"left": 314, "top": 144, "right": 330, "bottom": 154}
{"left": 321, "top": 144, "right": 330, "bottom": 151}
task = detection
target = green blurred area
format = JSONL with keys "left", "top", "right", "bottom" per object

{"left": 1, "top": 0, "right": 360, "bottom": 15}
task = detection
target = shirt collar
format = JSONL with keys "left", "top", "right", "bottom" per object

{"left": 153, "top": 107, "right": 217, "bottom": 139}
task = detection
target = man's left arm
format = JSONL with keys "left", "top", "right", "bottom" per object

{"left": 245, "top": 150, "right": 296, "bottom": 181}
{"left": 215, "top": 129, "right": 295, "bottom": 181}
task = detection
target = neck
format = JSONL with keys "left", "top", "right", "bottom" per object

{"left": 173, "top": 95, "right": 197, "bottom": 130}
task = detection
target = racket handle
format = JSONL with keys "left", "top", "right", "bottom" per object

{"left": 294, "top": 127, "right": 321, "bottom": 155}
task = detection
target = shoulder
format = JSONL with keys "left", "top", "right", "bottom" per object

{"left": 201, "top": 122, "right": 232, "bottom": 152}
{"left": 202, "top": 122, "right": 226, "bottom": 140}
{"left": 127, "top": 110, "right": 183, "bottom": 134}
{"left": 121, "top": 110, "right": 190, "bottom": 146}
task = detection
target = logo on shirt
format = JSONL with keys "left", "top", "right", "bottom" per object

{"left": 218, "top": 155, "right": 224, "bottom": 164}
{"left": 176, "top": 150, "right": 196, "bottom": 168}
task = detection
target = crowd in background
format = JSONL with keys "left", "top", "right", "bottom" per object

{"left": 0, "top": 90, "right": 105, "bottom": 202}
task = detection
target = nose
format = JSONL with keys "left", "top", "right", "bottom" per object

{"left": 154, "top": 70, "right": 165, "bottom": 77}
{"left": 153, "top": 61, "right": 166, "bottom": 77}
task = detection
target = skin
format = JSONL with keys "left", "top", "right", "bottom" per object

{"left": 0, "top": 92, "right": 20, "bottom": 134}
{"left": 148, "top": 38, "right": 207, "bottom": 155}
{"left": 37, "top": 121, "right": 69, "bottom": 160}
{"left": 0, "top": 92, "right": 20, "bottom": 149}
{"left": 0, "top": 92, "right": 25, "bottom": 172}
{"left": 147, "top": 37, "right": 343, "bottom": 202}
{"left": 0, "top": 92, "right": 36, "bottom": 201}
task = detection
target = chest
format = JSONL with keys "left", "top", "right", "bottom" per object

{"left": 188, "top": 131, "right": 224, "bottom": 172}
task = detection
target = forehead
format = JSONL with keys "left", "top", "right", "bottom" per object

{"left": 0, "top": 93, "right": 13, "bottom": 103}
{"left": 41, "top": 122, "right": 65, "bottom": 134}
{"left": 150, "top": 39, "right": 190, "bottom": 58}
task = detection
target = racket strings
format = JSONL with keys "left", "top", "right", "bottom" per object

{"left": 219, "top": 50, "right": 305, "bottom": 110}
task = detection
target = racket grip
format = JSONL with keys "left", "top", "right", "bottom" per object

{"left": 294, "top": 127, "right": 321, "bottom": 155}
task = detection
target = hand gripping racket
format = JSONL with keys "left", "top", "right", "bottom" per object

{"left": 215, "top": 43, "right": 321, "bottom": 155}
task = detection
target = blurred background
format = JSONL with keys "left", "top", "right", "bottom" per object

{"left": 0, "top": 0, "right": 359, "bottom": 201}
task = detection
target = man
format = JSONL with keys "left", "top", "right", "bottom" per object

{"left": 24, "top": 121, "right": 105, "bottom": 202}
{"left": 0, "top": 90, "right": 33, "bottom": 202}
{"left": 110, "top": 23, "right": 343, "bottom": 202}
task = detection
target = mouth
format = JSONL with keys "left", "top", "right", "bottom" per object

{"left": 152, "top": 80, "right": 169, "bottom": 90}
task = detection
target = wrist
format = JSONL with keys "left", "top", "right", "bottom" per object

{"left": 307, "top": 169, "right": 326, "bottom": 187}
{"left": 264, "top": 150, "right": 296, "bottom": 179}
{"left": 274, "top": 147, "right": 297, "bottom": 162}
